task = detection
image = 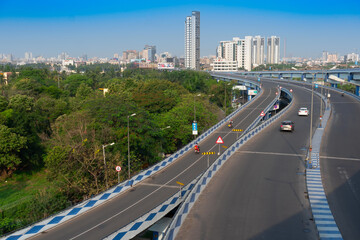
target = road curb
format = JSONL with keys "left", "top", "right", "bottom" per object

{"left": 305, "top": 91, "right": 343, "bottom": 240}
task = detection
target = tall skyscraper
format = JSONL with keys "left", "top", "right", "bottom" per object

{"left": 267, "top": 36, "right": 280, "bottom": 64}
{"left": 185, "top": 11, "right": 200, "bottom": 70}
{"left": 25, "top": 52, "right": 33, "bottom": 61}
{"left": 252, "top": 36, "right": 265, "bottom": 66}
{"left": 144, "top": 45, "right": 156, "bottom": 62}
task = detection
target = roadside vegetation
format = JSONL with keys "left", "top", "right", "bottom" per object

{"left": 0, "top": 64, "right": 234, "bottom": 235}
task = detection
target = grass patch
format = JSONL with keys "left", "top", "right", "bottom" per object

{"left": 0, "top": 169, "right": 51, "bottom": 211}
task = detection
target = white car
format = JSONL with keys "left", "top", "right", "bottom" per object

{"left": 298, "top": 107, "right": 309, "bottom": 116}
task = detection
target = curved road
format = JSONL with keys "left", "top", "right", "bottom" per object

{"left": 29, "top": 81, "right": 278, "bottom": 240}
{"left": 176, "top": 79, "right": 322, "bottom": 239}
{"left": 320, "top": 88, "right": 360, "bottom": 239}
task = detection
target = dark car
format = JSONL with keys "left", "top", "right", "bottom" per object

{"left": 280, "top": 120, "right": 295, "bottom": 132}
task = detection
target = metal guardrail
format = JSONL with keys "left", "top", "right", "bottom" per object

{"left": 164, "top": 88, "right": 294, "bottom": 240}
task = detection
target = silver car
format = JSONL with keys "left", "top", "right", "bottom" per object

{"left": 280, "top": 121, "right": 295, "bottom": 132}
{"left": 298, "top": 107, "right": 309, "bottom": 116}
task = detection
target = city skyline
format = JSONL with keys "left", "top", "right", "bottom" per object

{"left": 1, "top": 0, "right": 359, "bottom": 59}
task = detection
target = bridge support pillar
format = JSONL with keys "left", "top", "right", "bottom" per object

{"left": 247, "top": 87, "right": 252, "bottom": 101}
{"left": 331, "top": 83, "right": 338, "bottom": 88}
{"left": 348, "top": 73, "right": 354, "bottom": 82}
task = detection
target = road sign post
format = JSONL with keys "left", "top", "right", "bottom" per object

{"left": 116, "top": 166, "right": 121, "bottom": 183}
{"left": 232, "top": 129, "right": 243, "bottom": 139}
{"left": 176, "top": 181, "right": 184, "bottom": 199}
{"left": 202, "top": 151, "right": 215, "bottom": 167}
{"left": 216, "top": 136, "right": 224, "bottom": 155}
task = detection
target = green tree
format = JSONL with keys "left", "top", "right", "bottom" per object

{"left": 0, "top": 95, "right": 8, "bottom": 111}
{"left": 0, "top": 125, "right": 27, "bottom": 177}
{"left": 62, "top": 74, "right": 93, "bottom": 96}
{"left": 76, "top": 83, "right": 94, "bottom": 100}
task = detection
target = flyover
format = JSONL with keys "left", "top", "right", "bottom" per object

{"left": 171, "top": 74, "right": 360, "bottom": 240}
{"left": 4, "top": 77, "right": 282, "bottom": 240}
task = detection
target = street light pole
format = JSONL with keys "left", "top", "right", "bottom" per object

{"left": 102, "top": 142, "right": 115, "bottom": 189}
{"left": 309, "top": 74, "right": 315, "bottom": 167}
{"left": 160, "top": 126, "right": 171, "bottom": 157}
{"left": 128, "top": 113, "right": 136, "bottom": 179}
{"left": 225, "top": 82, "right": 227, "bottom": 116}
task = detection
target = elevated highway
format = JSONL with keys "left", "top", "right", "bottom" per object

{"left": 12, "top": 80, "right": 279, "bottom": 240}
{"left": 174, "top": 75, "right": 360, "bottom": 240}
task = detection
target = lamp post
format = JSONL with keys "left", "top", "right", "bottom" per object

{"left": 102, "top": 142, "right": 115, "bottom": 189}
{"left": 128, "top": 113, "right": 136, "bottom": 179}
{"left": 160, "top": 126, "right": 171, "bottom": 157}
{"left": 320, "top": 69, "right": 323, "bottom": 127}
{"left": 308, "top": 74, "right": 315, "bottom": 168}
{"left": 224, "top": 82, "right": 231, "bottom": 116}
{"left": 194, "top": 94, "right": 201, "bottom": 122}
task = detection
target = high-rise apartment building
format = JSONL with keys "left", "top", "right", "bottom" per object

{"left": 267, "top": 36, "right": 280, "bottom": 64}
{"left": 213, "top": 37, "right": 252, "bottom": 71}
{"left": 143, "top": 45, "right": 156, "bottom": 62}
{"left": 252, "top": 36, "right": 265, "bottom": 66}
{"left": 322, "top": 51, "right": 329, "bottom": 62}
{"left": 185, "top": 11, "right": 200, "bottom": 70}
{"left": 25, "top": 52, "right": 33, "bottom": 61}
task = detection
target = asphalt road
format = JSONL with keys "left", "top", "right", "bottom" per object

{"left": 320, "top": 89, "right": 360, "bottom": 239}
{"left": 277, "top": 80, "right": 360, "bottom": 239}
{"left": 176, "top": 79, "right": 321, "bottom": 240}
{"left": 30, "top": 81, "right": 278, "bottom": 240}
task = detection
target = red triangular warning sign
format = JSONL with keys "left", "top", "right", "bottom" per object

{"left": 216, "top": 136, "right": 224, "bottom": 144}
{"left": 260, "top": 111, "right": 265, "bottom": 116}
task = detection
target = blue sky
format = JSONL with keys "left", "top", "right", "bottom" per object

{"left": 1, "top": 0, "right": 359, "bottom": 59}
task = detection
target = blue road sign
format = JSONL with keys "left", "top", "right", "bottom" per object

{"left": 192, "top": 122, "right": 198, "bottom": 135}
{"left": 315, "top": 84, "right": 318, "bottom": 88}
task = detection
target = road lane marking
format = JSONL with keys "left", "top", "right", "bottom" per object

{"left": 235, "top": 150, "right": 306, "bottom": 158}
{"left": 141, "top": 183, "right": 179, "bottom": 189}
{"left": 321, "top": 155, "right": 360, "bottom": 162}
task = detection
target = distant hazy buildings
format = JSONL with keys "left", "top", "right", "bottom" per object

{"left": 347, "top": 53, "right": 359, "bottom": 62}
{"left": 267, "top": 36, "right": 280, "bottom": 64}
{"left": 122, "top": 50, "right": 138, "bottom": 61}
{"left": 185, "top": 11, "right": 200, "bottom": 70}
{"left": 327, "top": 53, "right": 338, "bottom": 63}
{"left": 24, "top": 52, "right": 33, "bottom": 61}
{"left": 140, "top": 45, "right": 156, "bottom": 62}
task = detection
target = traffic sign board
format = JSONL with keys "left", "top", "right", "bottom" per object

{"left": 115, "top": 166, "right": 121, "bottom": 172}
{"left": 290, "top": 89, "right": 293, "bottom": 92}
{"left": 232, "top": 129, "right": 243, "bottom": 132}
{"left": 202, "top": 152, "right": 215, "bottom": 155}
{"left": 216, "top": 136, "right": 224, "bottom": 144}
{"left": 260, "top": 111, "right": 265, "bottom": 117}
{"left": 192, "top": 121, "right": 198, "bottom": 135}
{"left": 176, "top": 181, "right": 184, "bottom": 186}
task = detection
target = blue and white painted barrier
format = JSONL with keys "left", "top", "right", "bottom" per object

{"left": 305, "top": 89, "right": 343, "bottom": 239}
{"left": 103, "top": 178, "right": 198, "bottom": 240}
